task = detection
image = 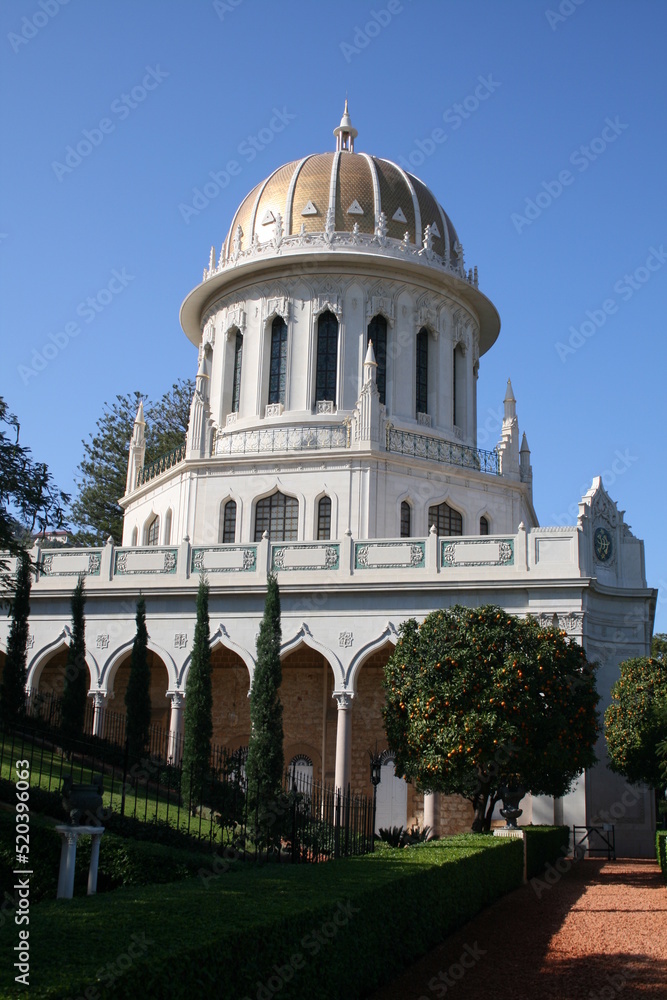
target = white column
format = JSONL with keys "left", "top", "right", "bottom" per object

{"left": 167, "top": 692, "right": 185, "bottom": 764}
{"left": 424, "top": 791, "right": 438, "bottom": 834}
{"left": 91, "top": 692, "right": 107, "bottom": 738}
{"left": 333, "top": 692, "right": 352, "bottom": 796}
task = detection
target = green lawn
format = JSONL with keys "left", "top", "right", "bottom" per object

{"left": 0, "top": 835, "right": 524, "bottom": 999}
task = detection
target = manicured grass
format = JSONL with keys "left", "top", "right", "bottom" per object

{"left": 0, "top": 834, "right": 523, "bottom": 999}
{"left": 657, "top": 830, "right": 667, "bottom": 882}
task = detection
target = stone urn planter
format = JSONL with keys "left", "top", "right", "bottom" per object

{"left": 499, "top": 784, "right": 526, "bottom": 829}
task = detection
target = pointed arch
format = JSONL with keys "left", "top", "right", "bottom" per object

{"left": 280, "top": 623, "right": 343, "bottom": 685}
{"left": 100, "top": 638, "right": 177, "bottom": 694}
{"left": 428, "top": 498, "right": 464, "bottom": 537}
{"left": 27, "top": 629, "right": 99, "bottom": 693}
{"left": 253, "top": 486, "right": 303, "bottom": 542}
{"left": 346, "top": 622, "right": 399, "bottom": 692}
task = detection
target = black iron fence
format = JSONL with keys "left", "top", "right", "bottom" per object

{"left": 1, "top": 716, "right": 374, "bottom": 861}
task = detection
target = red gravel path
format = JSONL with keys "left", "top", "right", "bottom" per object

{"left": 367, "top": 859, "right": 667, "bottom": 1000}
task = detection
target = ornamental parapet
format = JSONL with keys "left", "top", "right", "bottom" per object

{"left": 386, "top": 426, "right": 499, "bottom": 475}
{"left": 215, "top": 423, "right": 350, "bottom": 456}
{"left": 136, "top": 442, "right": 186, "bottom": 487}
{"left": 204, "top": 227, "right": 479, "bottom": 288}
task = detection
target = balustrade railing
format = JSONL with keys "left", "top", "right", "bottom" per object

{"left": 136, "top": 441, "right": 187, "bottom": 487}
{"left": 216, "top": 423, "right": 350, "bottom": 456}
{"left": 386, "top": 426, "right": 499, "bottom": 475}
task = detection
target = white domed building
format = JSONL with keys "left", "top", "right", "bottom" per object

{"left": 3, "top": 106, "right": 657, "bottom": 854}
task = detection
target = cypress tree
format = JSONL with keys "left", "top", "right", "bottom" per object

{"left": 246, "top": 574, "right": 284, "bottom": 799}
{"left": 0, "top": 551, "right": 31, "bottom": 727}
{"left": 181, "top": 576, "right": 213, "bottom": 809}
{"left": 125, "top": 597, "right": 151, "bottom": 761}
{"left": 60, "top": 576, "right": 88, "bottom": 742}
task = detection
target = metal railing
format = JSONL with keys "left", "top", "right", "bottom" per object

{"left": 136, "top": 441, "right": 187, "bottom": 487}
{"left": 386, "top": 426, "right": 499, "bottom": 475}
{"left": 0, "top": 718, "right": 374, "bottom": 859}
{"left": 216, "top": 423, "right": 351, "bottom": 456}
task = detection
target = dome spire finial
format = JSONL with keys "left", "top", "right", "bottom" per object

{"left": 333, "top": 99, "right": 358, "bottom": 153}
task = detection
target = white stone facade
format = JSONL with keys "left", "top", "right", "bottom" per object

{"left": 1, "top": 110, "right": 657, "bottom": 856}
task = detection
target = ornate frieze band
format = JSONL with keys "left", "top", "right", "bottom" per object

{"left": 272, "top": 543, "right": 340, "bottom": 572}
{"left": 39, "top": 550, "right": 102, "bottom": 577}
{"left": 114, "top": 548, "right": 178, "bottom": 575}
{"left": 191, "top": 546, "right": 257, "bottom": 574}
{"left": 440, "top": 538, "right": 514, "bottom": 568}
{"left": 354, "top": 540, "right": 425, "bottom": 570}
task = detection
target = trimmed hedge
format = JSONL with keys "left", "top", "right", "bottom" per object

{"left": 0, "top": 835, "right": 523, "bottom": 999}
{"left": 657, "top": 830, "right": 667, "bottom": 882}
{"left": 523, "top": 825, "right": 571, "bottom": 879}
{"left": 0, "top": 809, "right": 229, "bottom": 905}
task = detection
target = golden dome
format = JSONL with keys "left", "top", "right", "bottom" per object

{"left": 222, "top": 150, "right": 462, "bottom": 268}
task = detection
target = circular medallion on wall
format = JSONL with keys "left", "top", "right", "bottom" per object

{"left": 594, "top": 526, "right": 613, "bottom": 563}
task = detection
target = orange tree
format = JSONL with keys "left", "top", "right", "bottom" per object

{"left": 605, "top": 648, "right": 667, "bottom": 800}
{"left": 383, "top": 604, "right": 599, "bottom": 831}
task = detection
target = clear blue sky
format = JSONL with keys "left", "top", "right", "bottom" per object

{"left": 1, "top": 0, "right": 665, "bottom": 630}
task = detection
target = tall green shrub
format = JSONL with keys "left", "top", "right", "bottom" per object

{"left": 60, "top": 576, "right": 88, "bottom": 742}
{"left": 125, "top": 597, "right": 152, "bottom": 761}
{"left": 0, "top": 551, "right": 31, "bottom": 726}
{"left": 246, "top": 574, "right": 284, "bottom": 799}
{"left": 181, "top": 576, "right": 212, "bottom": 809}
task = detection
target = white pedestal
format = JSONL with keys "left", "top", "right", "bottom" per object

{"left": 55, "top": 826, "right": 105, "bottom": 899}
{"left": 493, "top": 827, "right": 526, "bottom": 883}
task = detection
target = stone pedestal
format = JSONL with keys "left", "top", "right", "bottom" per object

{"left": 55, "top": 826, "right": 105, "bottom": 899}
{"left": 493, "top": 827, "right": 526, "bottom": 883}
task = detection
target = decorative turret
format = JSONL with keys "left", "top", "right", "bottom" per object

{"left": 497, "top": 378, "right": 520, "bottom": 480}
{"left": 125, "top": 401, "right": 146, "bottom": 494}
{"left": 350, "top": 340, "right": 382, "bottom": 448}
{"left": 333, "top": 99, "right": 358, "bottom": 152}
{"left": 520, "top": 432, "right": 533, "bottom": 497}
{"left": 186, "top": 350, "right": 213, "bottom": 459}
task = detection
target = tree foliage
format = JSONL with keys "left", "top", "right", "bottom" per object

{"left": 69, "top": 379, "right": 193, "bottom": 544}
{"left": 605, "top": 653, "right": 667, "bottom": 792}
{"left": 60, "top": 577, "right": 89, "bottom": 742}
{"left": 182, "top": 576, "right": 213, "bottom": 809}
{"left": 0, "top": 396, "right": 68, "bottom": 581}
{"left": 246, "top": 574, "right": 284, "bottom": 799}
{"left": 125, "top": 597, "right": 152, "bottom": 761}
{"left": 0, "top": 551, "right": 31, "bottom": 726}
{"left": 383, "top": 604, "right": 600, "bottom": 831}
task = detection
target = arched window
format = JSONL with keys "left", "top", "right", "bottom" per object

{"left": 254, "top": 491, "right": 298, "bottom": 541}
{"left": 316, "top": 310, "right": 338, "bottom": 404}
{"left": 317, "top": 496, "right": 331, "bottom": 540}
{"left": 428, "top": 501, "right": 462, "bottom": 537}
{"left": 163, "top": 509, "right": 172, "bottom": 546}
{"left": 231, "top": 332, "right": 243, "bottom": 412}
{"left": 400, "top": 501, "right": 411, "bottom": 538}
{"left": 367, "top": 315, "right": 387, "bottom": 406}
{"left": 131, "top": 526, "right": 138, "bottom": 547}
{"left": 220, "top": 500, "right": 237, "bottom": 544}
{"left": 269, "top": 316, "right": 288, "bottom": 405}
{"left": 416, "top": 327, "right": 428, "bottom": 415}
{"left": 480, "top": 516, "right": 489, "bottom": 535}
{"left": 146, "top": 515, "right": 160, "bottom": 546}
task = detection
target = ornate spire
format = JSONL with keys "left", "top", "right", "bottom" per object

{"left": 333, "top": 99, "right": 358, "bottom": 152}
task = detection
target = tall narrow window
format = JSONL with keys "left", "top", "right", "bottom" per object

{"left": 480, "top": 516, "right": 489, "bottom": 536}
{"left": 231, "top": 332, "right": 243, "bottom": 413}
{"left": 428, "top": 502, "right": 462, "bottom": 537}
{"left": 254, "top": 492, "right": 298, "bottom": 541}
{"left": 367, "top": 315, "right": 387, "bottom": 406}
{"left": 269, "top": 316, "right": 288, "bottom": 405}
{"left": 221, "top": 500, "right": 237, "bottom": 543}
{"left": 316, "top": 310, "right": 338, "bottom": 404}
{"left": 146, "top": 515, "right": 160, "bottom": 546}
{"left": 317, "top": 496, "right": 332, "bottom": 540}
{"left": 416, "top": 327, "right": 428, "bottom": 415}
{"left": 400, "top": 501, "right": 411, "bottom": 538}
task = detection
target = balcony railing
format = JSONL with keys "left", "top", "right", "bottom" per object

{"left": 136, "top": 442, "right": 187, "bottom": 487}
{"left": 215, "top": 423, "right": 350, "bottom": 456}
{"left": 386, "top": 426, "right": 499, "bottom": 475}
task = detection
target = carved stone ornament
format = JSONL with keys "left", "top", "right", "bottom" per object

{"left": 26, "top": 634, "right": 35, "bottom": 648}
{"left": 265, "top": 402, "right": 284, "bottom": 418}
{"left": 339, "top": 631, "right": 354, "bottom": 648}
{"left": 334, "top": 691, "right": 353, "bottom": 710}
{"left": 96, "top": 634, "right": 110, "bottom": 649}
{"left": 317, "top": 400, "right": 335, "bottom": 414}
{"left": 174, "top": 633, "right": 188, "bottom": 649}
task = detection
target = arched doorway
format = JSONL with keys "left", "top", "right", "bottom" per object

{"left": 110, "top": 649, "right": 170, "bottom": 731}
{"left": 288, "top": 754, "right": 314, "bottom": 792}
{"left": 374, "top": 754, "right": 408, "bottom": 834}
{"left": 280, "top": 647, "right": 329, "bottom": 783}
{"left": 209, "top": 645, "right": 251, "bottom": 750}
{"left": 34, "top": 646, "right": 92, "bottom": 729}
{"left": 351, "top": 641, "right": 395, "bottom": 796}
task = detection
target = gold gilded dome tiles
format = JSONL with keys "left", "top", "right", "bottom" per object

{"left": 335, "top": 154, "right": 374, "bottom": 234}
{"left": 253, "top": 160, "right": 297, "bottom": 242}
{"left": 291, "top": 152, "right": 335, "bottom": 235}
{"left": 375, "top": 158, "right": 417, "bottom": 244}
{"left": 412, "top": 178, "right": 447, "bottom": 259}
